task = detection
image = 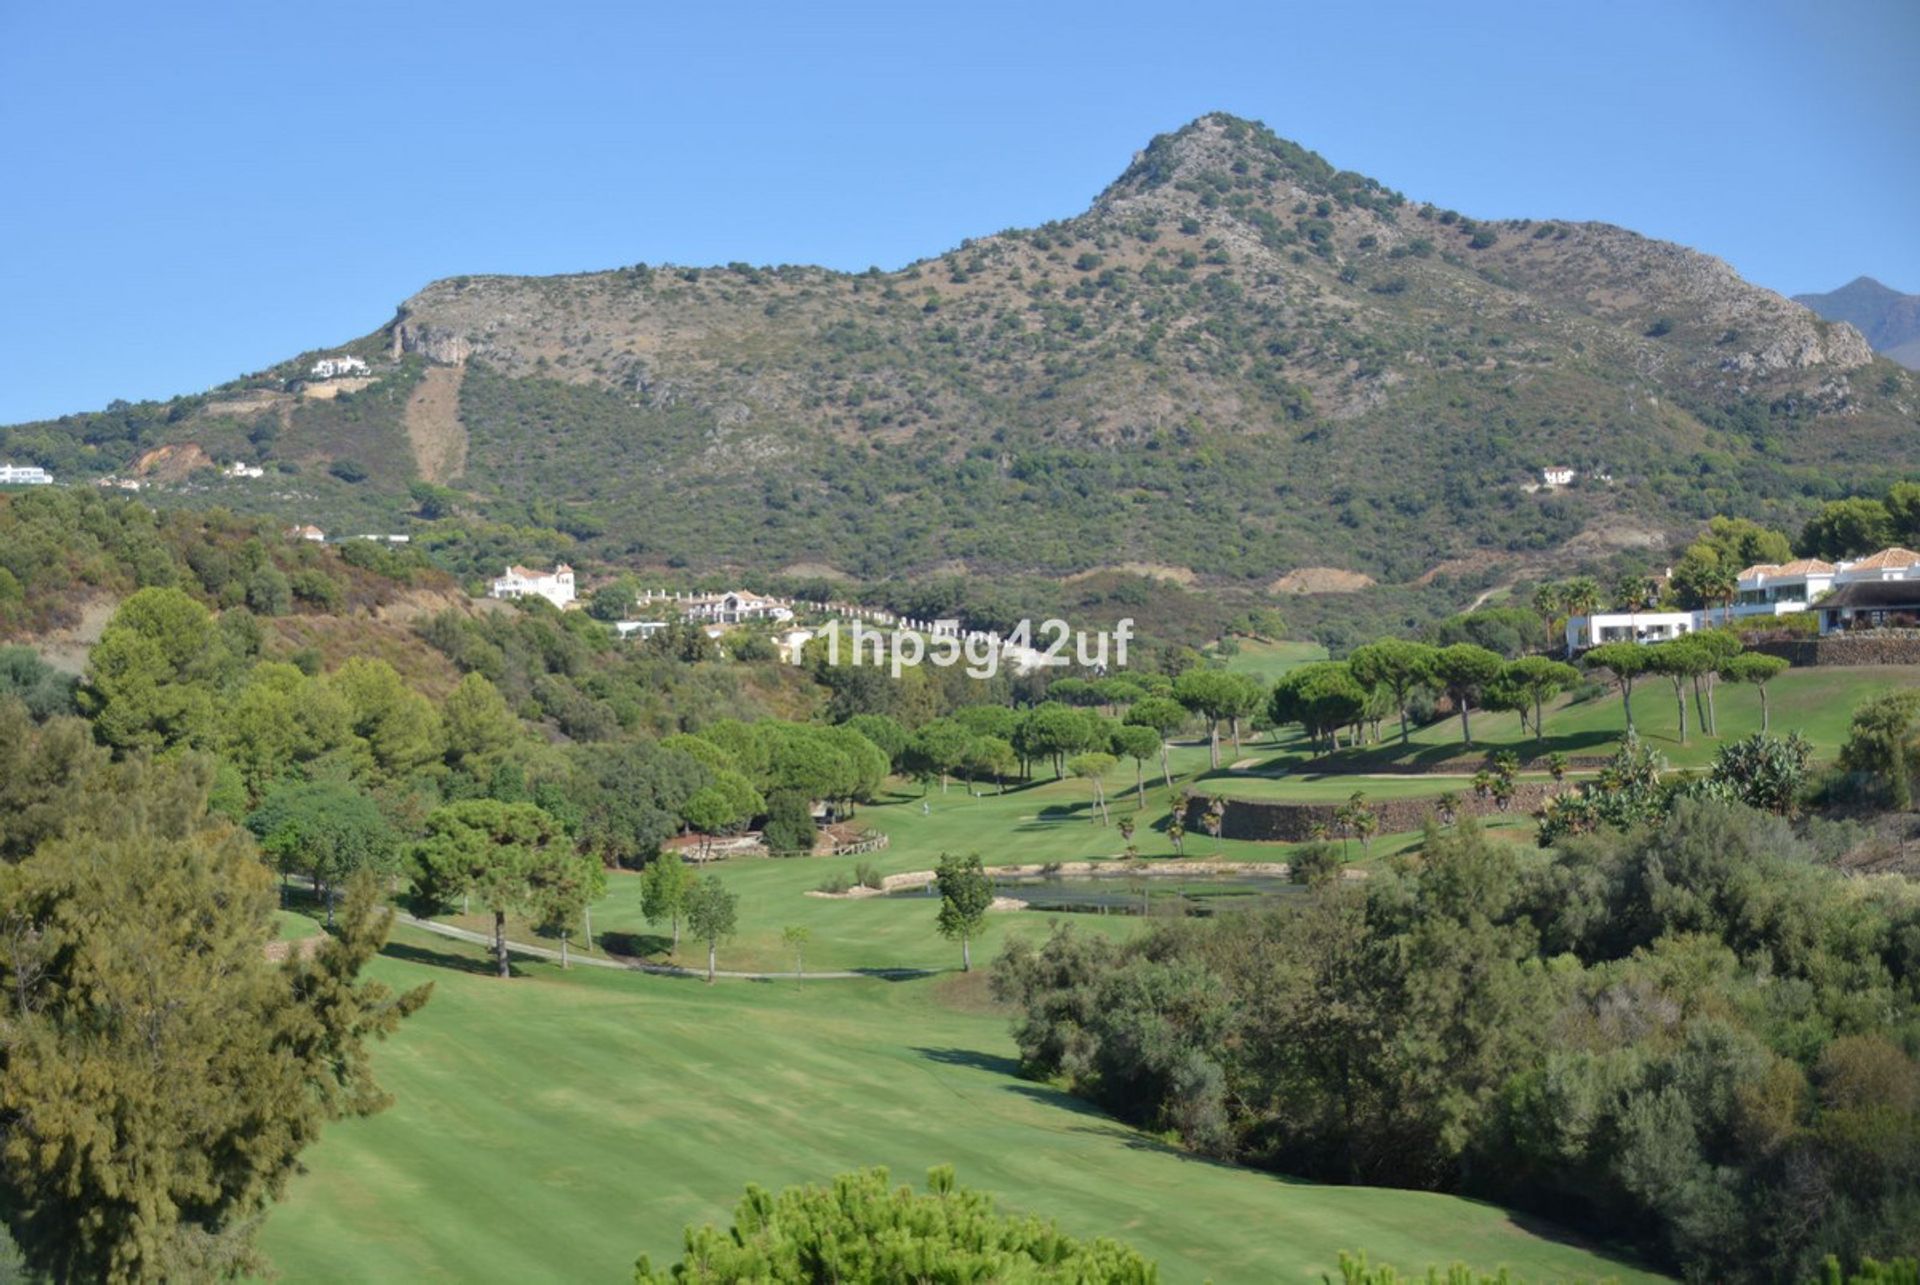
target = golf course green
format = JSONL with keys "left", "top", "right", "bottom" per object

{"left": 253, "top": 662, "right": 1917, "bottom": 1281}
{"left": 258, "top": 925, "right": 1664, "bottom": 1282}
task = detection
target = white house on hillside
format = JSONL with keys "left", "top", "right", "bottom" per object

{"left": 1541, "top": 466, "right": 1576, "bottom": 487}
{"left": 0, "top": 464, "right": 53, "bottom": 485}
{"left": 489, "top": 564, "right": 576, "bottom": 609}
{"left": 681, "top": 590, "right": 794, "bottom": 625}
{"left": 310, "top": 356, "right": 369, "bottom": 379}
{"left": 224, "top": 461, "right": 265, "bottom": 479}
{"left": 286, "top": 524, "right": 327, "bottom": 542}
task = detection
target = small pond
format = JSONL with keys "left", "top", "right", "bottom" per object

{"left": 887, "top": 872, "right": 1304, "bottom": 916}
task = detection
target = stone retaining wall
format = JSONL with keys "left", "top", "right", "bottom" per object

{"left": 1206, "top": 783, "right": 1563, "bottom": 842}
{"left": 1300, "top": 754, "right": 1611, "bottom": 775}
{"left": 1751, "top": 632, "right": 1920, "bottom": 668}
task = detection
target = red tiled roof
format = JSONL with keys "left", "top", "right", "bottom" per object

{"left": 1772, "top": 558, "right": 1836, "bottom": 575}
{"left": 1847, "top": 547, "right": 1920, "bottom": 571}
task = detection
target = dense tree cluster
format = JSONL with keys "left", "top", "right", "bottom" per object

{"left": 0, "top": 718, "right": 427, "bottom": 1281}
{"left": 994, "top": 806, "right": 1920, "bottom": 1281}
{"left": 0, "top": 487, "right": 435, "bottom": 637}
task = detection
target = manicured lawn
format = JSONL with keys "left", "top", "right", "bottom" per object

{"left": 465, "top": 743, "right": 1288, "bottom": 975}
{"left": 427, "top": 734, "right": 1543, "bottom": 978}
{"left": 1273, "top": 665, "right": 1920, "bottom": 773}
{"left": 258, "top": 926, "right": 1665, "bottom": 1283}
{"left": 274, "top": 907, "right": 325, "bottom": 940}
{"left": 1215, "top": 637, "right": 1329, "bottom": 682}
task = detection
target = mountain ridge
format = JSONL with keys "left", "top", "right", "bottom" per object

{"left": 1794, "top": 275, "right": 1920, "bottom": 369}
{"left": 4, "top": 113, "right": 1914, "bottom": 604}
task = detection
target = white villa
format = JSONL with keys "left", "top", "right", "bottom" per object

{"left": 489, "top": 564, "right": 576, "bottom": 609}
{"left": 0, "top": 464, "right": 53, "bottom": 485}
{"left": 680, "top": 590, "right": 794, "bottom": 626}
{"left": 1541, "top": 466, "right": 1576, "bottom": 487}
{"left": 286, "top": 524, "right": 327, "bottom": 542}
{"left": 614, "top": 620, "right": 668, "bottom": 641}
{"left": 224, "top": 461, "right": 265, "bottom": 479}
{"left": 1566, "top": 547, "right": 1920, "bottom": 649}
{"left": 310, "top": 356, "right": 370, "bottom": 379}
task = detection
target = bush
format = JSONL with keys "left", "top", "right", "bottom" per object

{"left": 289, "top": 569, "right": 342, "bottom": 610}
{"left": 328, "top": 458, "right": 368, "bottom": 483}
{"left": 762, "top": 791, "right": 816, "bottom": 854}
{"left": 729, "top": 633, "right": 776, "bottom": 663}
{"left": 854, "top": 860, "right": 884, "bottom": 889}
{"left": 1288, "top": 841, "right": 1341, "bottom": 887}
{"left": 245, "top": 567, "right": 292, "bottom": 617}
{"left": 1564, "top": 678, "right": 1608, "bottom": 705}
{"left": 635, "top": 1167, "right": 1156, "bottom": 1283}
{"left": 0, "top": 645, "right": 78, "bottom": 720}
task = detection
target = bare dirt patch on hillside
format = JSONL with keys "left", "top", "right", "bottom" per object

{"left": 28, "top": 595, "right": 120, "bottom": 674}
{"left": 199, "top": 390, "right": 289, "bottom": 418}
{"left": 1564, "top": 521, "right": 1670, "bottom": 555}
{"left": 779, "top": 561, "right": 853, "bottom": 581}
{"left": 1268, "top": 567, "right": 1377, "bottom": 594}
{"left": 1063, "top": 562, "right": 1198, "bottom": 585}
{"left": 133, "top": 443, "right": 214, "bottom": 483}
{"left": 300, "top": 377, "right": 376, "bottom": 402}
{"left": 404, "top": 364, "right": 468, "bottom": 484}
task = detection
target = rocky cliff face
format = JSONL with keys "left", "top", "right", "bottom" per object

{"left": 1795, "top": 276, "right": 1920, "bottom": 370}
{"left": 389, "top": 311, "right": 474, "bottom": 366}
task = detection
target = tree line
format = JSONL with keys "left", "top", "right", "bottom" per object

{"left": 992, "top": 803, "right": 1920, "bottom": 1282}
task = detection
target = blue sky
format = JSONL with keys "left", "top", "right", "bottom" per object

{"left": 1, "top": 0, "right": 1915, "bottom": 424}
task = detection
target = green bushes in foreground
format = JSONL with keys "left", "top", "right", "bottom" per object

{"left": 633, "top": 1167, "right": 1157, "bottom": 1283}
{"left": 993, "top": 805, "right": 1920, "bottom": 1282}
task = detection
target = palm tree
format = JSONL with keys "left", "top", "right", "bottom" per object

{"left": 1556, "top": 576, "right": 1601, "bottom": 656}
{"left": 1200, "top": 797, "right": 1225, "bottom": 852}
{"left": 1346, "top": 791, "right": 1378, "bottom": 854}
{"left": 1531, "top": 582, "right": 1565, "bottom": 654}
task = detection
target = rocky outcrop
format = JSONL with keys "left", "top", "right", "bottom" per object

{"left": 389, "top": 310, "right": 472, "bottom": 365}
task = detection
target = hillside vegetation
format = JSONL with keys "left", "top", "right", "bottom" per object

{"left": 5, "top": 114, "right": 1916, "bottom": 611}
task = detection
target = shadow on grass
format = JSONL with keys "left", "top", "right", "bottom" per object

{"left": 597, "top": 930, "right": 673, "bottom": 960}
{"left": 382, "top": 939, "right": 514, "bottom": 978}
{"left": 912, "top": 1046, "right": 1024, "bottom": 1076}
{"left": 1032, "top": 801, "right": 1094, "bottom": 820}
{"left": 1311, "top": 728, "right": 1623, "bottom": 773}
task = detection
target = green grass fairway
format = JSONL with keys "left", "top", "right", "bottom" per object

{"left": 1216, "top": 637, "right": 1330, "bottom": 682}
{"left": 259, "top": 928, "right": 1664, "bottom": 1283}
{"left": 401, "top": 734, "right": 1528, "bottom": 978}
{"left": 1280, "top": 665, "right": 1920, "bottom": 773}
